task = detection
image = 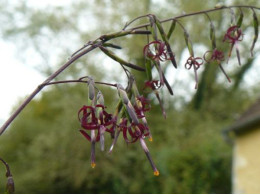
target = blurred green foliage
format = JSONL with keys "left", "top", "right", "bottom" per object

{"left": 0, "top": 0, "right": 260, "bottom": 193}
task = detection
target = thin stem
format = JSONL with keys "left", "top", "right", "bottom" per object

{"left": 204, "top": 12, "right": 212, "bottom": 23}
{"left": 0, "top": 158, "right": 11, "bottom": 176}
{"left": 0, "top": 42, "right": 101, "bottom": 135}
{"left": 129, "top": 5, "right": 260, "bottom": 30}
{"left": 122, "top": 14, "right": 150, "bottom": 30}
{"left": 41, "top": 79, "right": 118, "bottom": 88}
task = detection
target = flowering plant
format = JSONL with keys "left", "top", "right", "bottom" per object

{"left": 0, "top": 5, "right": 259, "bottom": 192}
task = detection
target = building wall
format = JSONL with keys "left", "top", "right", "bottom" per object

{"left": 232, "top": 127, "right": 260, "bottom": 194}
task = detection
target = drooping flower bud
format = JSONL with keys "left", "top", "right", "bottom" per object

{"left": 88, "top": 77, "right": 95, "bottom": 101}
{"left": 6, "top": 176, "right": 15, "bottom": 194}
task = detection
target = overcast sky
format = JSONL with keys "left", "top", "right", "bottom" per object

{"left": 0, "top": 0, "right": 73, "bottom": 124}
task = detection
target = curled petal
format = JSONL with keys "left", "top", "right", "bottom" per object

{"left": 184, "top": 56, "right": 203, "bottom": 89}
{"left": 223, "top": 26, "right": 243, "bottom": 43}
{"left": 143, "top": 40, "right": 174, "bottom": 62}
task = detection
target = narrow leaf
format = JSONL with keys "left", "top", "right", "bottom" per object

{"left": 103, "top": 43, "right": 122, "bottom": 49}
{"left": 184, "top": 31, "right": 194, "bottom": 56}
{"left": 148, "top": 15, "right": 158, "bottom": 40}
{"left": 100, "top": 46, "right": 145, "bottom": 71}
{"left": 145, "top": 59, "right": 153, "bottom": 81}
{"left": 162, "top": 73, "right": 173, "bottom": 95}
{"left": 210, "top": 23, "right": 216, "bottom": 49}
{"left": 167, "top": 20, "right": 176, "bottom": 40}
{"left": 251, "top": 9, "right": 259, "bottom": 57}
{"left": 236, "top": 10, "right": 244, "bottom": 28}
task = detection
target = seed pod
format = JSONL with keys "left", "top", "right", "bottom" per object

{"left": 117, "top": 84, "right": 139, "bottom": 125}
{"left": 167, "top": 20, "right": 176, "bottom": 40}
{"left": 97, "top": 91, "right": 104, "bottom": 106}
{"left": 88, "top": 77, "right": 95, "bottom": 101}
{"left": 250, "top": 9, "right": 259, "bottom": 57}
{"left": 117, "top": 84, "right": 130, "bottom": 105}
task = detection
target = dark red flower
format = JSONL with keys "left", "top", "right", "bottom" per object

{"left": 223, "top": 25, "right": 243, "bottom": 65}
{"left": 223, "top": 26, "right": 243, "bottom": 43}
{"left": 78, "top": 104, "right": 116, "bottom": 142}
{"left": 120, "top": 118, "right": 158, "bottom": 176}
{"left": 78, "top": 104, "right": 116, "bottom": 168}
{"left": 134, "top": 96, "right": 151, "bottom": 118}
{"left": 122, "top": 120, "right": 150, "bottom": 143}
{"left": 144, "top": 80, "right": 161, "bottom": 90}
{"left": 204, "top": 49, "right": 225, "bottom": 63}
{"left": 184, "top": 56, "right": 203, "bottom": 89}
{"left": 204, "top": 49, "right": 231, "bottom": 82}
{"left": 143, "top": 40, "right": 173, "bottom": 62}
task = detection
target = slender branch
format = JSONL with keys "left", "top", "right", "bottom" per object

{"left": 0, "top": 42, "right": 101, "bottom": 135}
{"left": 0, "top": 5, "right": 259, "bottom": 135}
{"left": 129, "top": 5, "right": 260, "bottom": 30}
{"left": 40, "top": 79, "right": 118, "bottom": 88}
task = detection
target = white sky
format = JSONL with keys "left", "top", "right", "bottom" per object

{"left": 0, "top": 40, "right": 45, "bottom": 121}
{"left": 0, "top": 0, "right": 73, "bottom": 124}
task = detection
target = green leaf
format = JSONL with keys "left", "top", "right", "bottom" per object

{"left": 145, "top": 59, "right": 153, "bottom": 81}
{"left": 236, "top": 10, "right": 244, "bottom": 28}
{"left": 148, "top": 15, "right": 158, "bottom": 40}
{"left": 210, "top": 23, "right": 216, "bottom": 49}
{"left": 167, "top": 20, "right": 176, "bottom": 40}
{"left": 250, "top": 10, "right": 259, "bottom": 56}
{"left": 99, "top": 46, "right": 145, "bottom": 71}
{"left": 184, "top": 31, "right": 194, "bottom": 56}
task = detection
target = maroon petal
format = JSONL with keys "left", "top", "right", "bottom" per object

{"left": 79, "top": 130, "right": 91, "bottom": 141}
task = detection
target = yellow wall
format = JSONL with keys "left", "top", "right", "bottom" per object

{"left": 233, "top": 127, "right": 260, "bottom": 194}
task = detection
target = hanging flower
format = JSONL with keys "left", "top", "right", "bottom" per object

{"left": 204, "top": 48, "right": 231, "bottom": 82}
{"left": 184, "top": 56, "right": 203, "bottom": 89}
{"left": 204, "top": 48, "right": 225, "bottom": 63}
{"left": 78, "top": 105, "right": 115, "bottom": 133}
{"left": 223, "top": 25, "right": 243, "bottom": 65}
{"left": 120, "top": 118, "right": 159, "bottom": 176}
{"left": 78, "top": 104, "right": 116, "bottom": 168}
{"left": 134, "top": 96, "right": 151, "bottom": 119}
{"left": 143, "top": 40, "right": 174, "bottom": 62}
